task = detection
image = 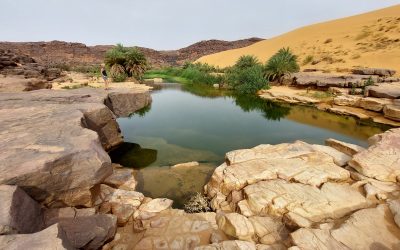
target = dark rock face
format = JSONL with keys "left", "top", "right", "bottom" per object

{"left": 0, "top": 38, "right": 263, "bottom": 68}
{"left": 0, "top": 185, "right": 44, "bottom": 234}
{"left": 0, "top": 49, "right": 63, "bottom": 91}
{"left": 0, "top": 88, "right": 151, "bottom": 207}
{"left": 57, "top": 214, "right": 117, "bottom": 250}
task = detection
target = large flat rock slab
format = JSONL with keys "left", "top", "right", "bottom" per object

{"left": 368, "top": 82, "right": 400, "bottom": 99}
{"left": 349, "top": 128, "right": 400, "bottom": 182}
{"left": 0, "top": 88, "right": 151, "bottom": 207}
{"left": 291, "top": 204, "right": 400, "bottom": 249}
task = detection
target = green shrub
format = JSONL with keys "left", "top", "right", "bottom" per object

{"left": 227, "top": 65, "right": 269, "bottom": 94}
{"left": 234, "top": 55, "right": 261, "bottom": 70}
{"left": 104, "top": 44, "right": 148, "bottom": 81}
{"left": 302, "top": 55, "right": 314, "bottom": 65}
{"left": 264, "top": 47, "right": 300, "bottom": 83}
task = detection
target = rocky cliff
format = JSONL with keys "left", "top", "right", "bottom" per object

{"left": 0, "top": 38, "right": 263, "bottom": 68}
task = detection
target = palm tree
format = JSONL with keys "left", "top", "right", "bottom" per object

{"left": 124, "top": 48, "right": 148, "bottom": 80}
{"left": 264, "top": 47, "right": 299, "bottom": 84}
{"left": 234, "top": 55, "right": 261, "bottom": 70}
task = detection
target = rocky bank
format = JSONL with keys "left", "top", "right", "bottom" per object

{"left": 1, "top": 79, "right": 400, "bottom": 249}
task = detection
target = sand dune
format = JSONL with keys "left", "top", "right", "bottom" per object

{"left": 197, "top": 5, "right": 400, "bottom": 74}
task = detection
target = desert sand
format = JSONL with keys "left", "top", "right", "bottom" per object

{"left": 197, "top": 5, "right": 400, "bottom": 74}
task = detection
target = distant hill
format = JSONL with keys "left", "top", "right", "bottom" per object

{"left": 0, "top": 38, "right": 263, "bottom": 68}
{"left": 197, "top": 5, "right": 400, "bottom": 73}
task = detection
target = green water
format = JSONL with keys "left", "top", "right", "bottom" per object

{"left": 111, "top": 83, "right": 387, "bottom": 207}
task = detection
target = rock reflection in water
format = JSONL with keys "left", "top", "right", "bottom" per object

{"left": 109, "top": 142, "right": 157, "bottom": 168}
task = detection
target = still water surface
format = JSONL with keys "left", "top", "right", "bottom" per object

{"left": 111, "top": 83, "right": 386, "bottom": 207}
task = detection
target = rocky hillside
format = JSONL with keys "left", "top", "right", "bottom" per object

{"left": 0, "top": 49, "right": 62, "bottom": 91}
{"left": 198, "top": 4, "right": 400, "bottom": 73}
{"left": 0, "top": 38, "right": 263, "bottom": 68}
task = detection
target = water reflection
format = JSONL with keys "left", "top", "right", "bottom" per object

{"left": 109, "top": 142, "right": 157, "bottom": 168}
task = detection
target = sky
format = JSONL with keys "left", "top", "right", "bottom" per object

{"left": 1, "top": 0, "right": 399, "bottom": 50}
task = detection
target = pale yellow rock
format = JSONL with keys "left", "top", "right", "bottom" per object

{"left": 217, "top": 213, "right": 255, "bottom": 241}
{"left": 349, "top": 128, "right": 400, "bottom": 182}
{"left": 134, "top": 198, "right": 173, "bottom": 220}
{"left": 325, "top": 138, "right": 365, "bottom": 156}
{"left": 291, "top": 229, "right": 349, "bottom": 250}
{"left": 213, "top": 141, "right": 350, "bottom": 197}
{"left": 333, "top": 95, "right": 361, "bottom": 107}
{"left": 171, "top": 161, "right": 200, "bottom": 169}
{"left": 358, "top": 97, "right": 393, "bottom": 112}
{"left": 291, "top": 205, "right": 400, "bottom": 249}
{"left": 331, "top": 205, "right": 400, "bottom": 249}
{"left": 311, "top": 144, "right": 351, "bottom": 167}
{"left": 248, "top": 216, "right": 288, "bottom": 245}
{"left": 384, "top": 105, "right": 400, "bottom": 121}
{"left": 237, "top": 200, "right": 254, "bottom": 217}
{"left": 244, "top": 180, "right": 369, "bottom": 225}
{"left": 388, "top": 199, "right": 400, "bottom": 228}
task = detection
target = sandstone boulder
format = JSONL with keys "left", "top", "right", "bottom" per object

{"left": 292, "top": 72, "right": 377, "bottom": 88}
{"left": 0, "top": 88, "right": 151, "bottom": 207}
{"left": 358, "top": 97, "right": 393, "bottom": 112}
{"left": 367, "top": 82, "right": 400, "bottom": 99}
{"left": 291, "top": 205, "right": 400, "bottom": 249}
{"left": 129, "top": 209, "right": 217, "bottom": 250}
{"left": 259, "top": 91, "right": 320, "bottom": 105}
{"left": 217, "top": 213, "right": 255, "bottom": 241}
{"left": 134, "top": 198, "right": 173, "bottom": 220}
{"left": 44, "top": 207, "right": 96, "bottom": 227}
{"left": 0, "top": 224, "right": 74, "bottom": 250}
{"left": 384, "top": 105, "right": 400, "bottom": 121}
{"left": 0, "top": 185, "right": 44, "bottom": 234}
{"left": 349, "top": 128, "right": 400, "bottom": 182}
{"left": 333, "top": 95, "right": 361, "bottom": 107}
{"left": 352, "top": 68, "right": 396, "bottom": 77}
{"left": 248, "top": 216, "right": 289, "bottom": 245}
{"left": 325, "top": 138, "right": 364, "bottom": 156}
{"left": 103, "top": 164, "right": 137, "bottom": 191}
{"left": 58, "top": 214, "right": 117, "bottom": 250}
{"left": 244, "top": 180, "right": 369, "bottom": 227}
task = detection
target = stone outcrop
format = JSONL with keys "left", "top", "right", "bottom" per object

{"left": 384, "top": 105, "right": 400, "bottom": 121}
{"left": 349, "top": 128, "right": 400, "bottom": 182}
{"left": 291, "top": 72, "right": 378, "bottom": 88}
{"left": 352, "top": 68, "right": 396, "bottom": 77}
{"left": 325, "top": 138, "right": 364, "bottom": 156}
{"left": 259, "top": 90, "right": 321, "bottom": 105}
{"left": 0, "top": 224, "right": 74, "bottom": 250}
{"left": 367, "top": 82, "right": 400, "bottom": 99}
{"left": 0, "top": 185, "right": 44, "bottom": 235}
{"left": 0, "top": 49, "right": 63, "bottom": 92}
{"left": 291, "top": 205, "right": 400, "bottom": 249}
{"left": 0, "top": 38, "right": 263, "bottom": 68}
{"left": 0, "top": 88, "right": 151, "bottom": 207}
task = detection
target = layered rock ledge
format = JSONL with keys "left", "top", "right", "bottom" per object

{"left": 0, "top": 88, "right": 151, "bottom": 207}
{"left": 203, "top": 128, "right": 400, "bottom": 248}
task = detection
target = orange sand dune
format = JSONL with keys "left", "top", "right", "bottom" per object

{"left": 197, "top": 5, "right": 400, "bottom": 74}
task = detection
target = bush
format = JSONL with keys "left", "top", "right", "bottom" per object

{"left": 226, "top": 55, "right": 269, "bottom": 94}
{"left": 104, "top": 44, "right": 148, "bottom": 81}
{"left": 264, "top": 47, "right": 300, "bottom": 84}
{"left": 184, "top": 193, "right": 211, "bottom": 213}
{"left": 227, "top": 65, "right": 269, "bottom": 94}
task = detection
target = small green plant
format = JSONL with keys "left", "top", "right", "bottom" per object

{"left": 302, "top": 55, "right": 314, "bottom": 65}
{"left": 362, "top": 76, "right": 374, "bottom": 95}
{"left": 264, "top": 47, "right": 300, "bottom": 84}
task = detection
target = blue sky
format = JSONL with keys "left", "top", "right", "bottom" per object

{"left": 0, "top": 0, "right": 399, "bottom": 50}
